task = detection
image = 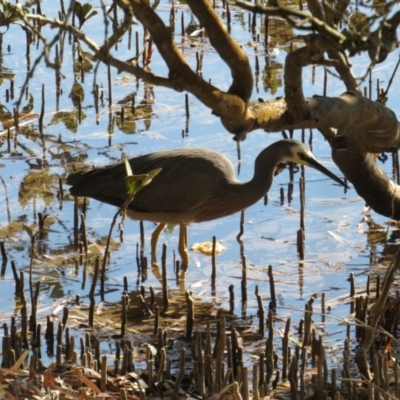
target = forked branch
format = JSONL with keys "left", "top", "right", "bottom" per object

{"left": 186, "top": 0, "right": 253, "bottom": 102}
{"left": 126, "top": 0, "right": 255, "bottom": 134}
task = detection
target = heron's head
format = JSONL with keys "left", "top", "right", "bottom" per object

{"left": 281, "top": 140, "right": 318, "bottom": 165}
{"left": 279, "top": 139, "right": 349, "bottom": 188}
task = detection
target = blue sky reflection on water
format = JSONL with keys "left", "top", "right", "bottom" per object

{"left": 0, "top": 0, "right": 399, "bottom": 365}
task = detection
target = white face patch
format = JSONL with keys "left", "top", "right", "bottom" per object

{"left": 283, "top": 142, "right": 314, "bottom": 165}
{"left": 293, "top": 150, "right": 312, "bottom": 164}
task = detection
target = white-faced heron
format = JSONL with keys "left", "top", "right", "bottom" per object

{"left": 67, "top": 139, "right": 347, "bottom": 266}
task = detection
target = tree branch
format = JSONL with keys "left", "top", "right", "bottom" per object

{"left": 230, "top": 0, "right": 346, "bottom": 43}
{"left": 332, "top": 146, "right": 400, "bottom": 219}
{"left": 233, "top": 0, "right": 400, "bottom": 65}
{"left": 250, "top": 93, "right": 400, "bottom": 149}
{"left": 25, "top": 13, "right": 175, "bottom": 89}
{"left": 127, "top": 0, "right": 255, "bottom": 134}
{"left": 333, "top": 0, "right": 350, "bottom": 26}
{"left": 326, "top": 50, "right": 360, "bottom": 94}
{"left": 21, "top": 3, "right": 256, "bottom": 135}
{"left": 284, "top": 48, "right": 310, "bottom": 121}
{"left": 306, "top": 0, "right": 325, "bottom": 22}
{"left": 186, "top": 0, "right": 253, "bottom": 102}
{"left": 303, "top": 0, "right": 359, "bottom": 92}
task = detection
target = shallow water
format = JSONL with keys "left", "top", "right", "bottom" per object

{"left": 0, "top": 0, "right": 399, "bottom": 368}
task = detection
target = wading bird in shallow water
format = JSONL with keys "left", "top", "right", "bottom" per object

{"left": 67, "top": 139, "right": 347, "bottom": 267}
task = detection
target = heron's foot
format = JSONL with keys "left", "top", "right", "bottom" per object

{"left": 151, "top": 260, "right": 162, "bottom": 281}
{"left": 151, "top": 253, "right": 159, "bottom": 268}
{"left": 178, "top": 223, "right": 189, "bottom": 268}
{"left": 179, "top": 262, "right": 189, "bottom": 275}
{"left": 179, "top": 253, "right": 190, "bottom": 269}
{"left": 150, "top": 222, "right": 166, "bottom": 268}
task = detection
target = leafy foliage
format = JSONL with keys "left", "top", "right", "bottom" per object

{"left": 0, "top": 0, "right": 26, "bottom": 27}
{"left": 74, "top": 2, "right": 98, "bottom": 29}
{"left": 124, "top": 159, "right": 162, "bottom": 196}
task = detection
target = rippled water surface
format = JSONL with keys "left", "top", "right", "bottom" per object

{"left": 0, "top": 0, "right": 399, "bottom": 366}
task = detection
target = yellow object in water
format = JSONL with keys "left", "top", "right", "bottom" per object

{"left": 190, "top": 241, "right": 226, "bottom": 256}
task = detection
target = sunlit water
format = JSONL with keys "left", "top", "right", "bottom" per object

{"left": 0, "top": 0, "right": 399, "bottom": 368}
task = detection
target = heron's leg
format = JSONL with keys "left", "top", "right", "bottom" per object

{"left": 151, "top": 223, "right": 166, "bottom": 266}
{"left": 178, "top": 223, "right": 189, "bottom": 267}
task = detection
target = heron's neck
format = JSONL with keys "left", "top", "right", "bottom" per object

{"left": 194, "top": 148, "right": 283, "bottom": 222}
{"left": 250, "top": 146, "right": 283, "bottom": 193}
{"left": 229, "top": 147, "right": 282, "bottom": 210}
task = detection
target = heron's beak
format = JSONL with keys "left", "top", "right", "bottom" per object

{"left": 299, "top": 154, "right": 349, "bottom": 189}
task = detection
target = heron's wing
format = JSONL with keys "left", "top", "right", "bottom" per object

{"left": 67, "top": 149, "right": 234, "bottom": 214}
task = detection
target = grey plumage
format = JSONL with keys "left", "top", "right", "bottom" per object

{"left": 67, "top": 139, "right": 347, "bottom": 266}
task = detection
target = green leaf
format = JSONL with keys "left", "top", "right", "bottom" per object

{"left": 142, "top": 168, "right": 162, "bottom": 187}
{"left": 376, "top": 96, "right": 388, "bottom": 105}
{"left": 151, "top": 0, "right": 160, "bottom": 10}
{"left": 125, "top": 175, "right": 144, "bottom": 195}
{"left": 165, "top": 223, "right": 176, "bottom": 234}
{"left": 75, "top": 3, "right": 97, "bottom": 27}
{"left": 50, "top": 111, "right": 83, "bottom": 133}
{"left": 85, "top": 10, "right": 98, "bottom": 21}
{"left": 124, "top": 158, "right": 133, "bottom": 177}
{"left": 125, "top": 168, "right": 162, "bottom": 195}
{"left": 80, "top": 51, "right": 97, "bottom": 61}
{"left": 22, "top": 224, "right": 34, "bottom": 239}
{"left": 81, "top": 3, "right": 93, "bottom": 17}
{"left": 74, "top": 2, "right": 83, "bottom": 25}
{"left": 0, "top": 71, "right": 15, "bottom": 80}
{"left": 70, "top": 81, "right": 85, "bottom": 108}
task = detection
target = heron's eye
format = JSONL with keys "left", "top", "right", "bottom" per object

{"left": 298, "top": 152, "right": 306, "bottom": 161}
